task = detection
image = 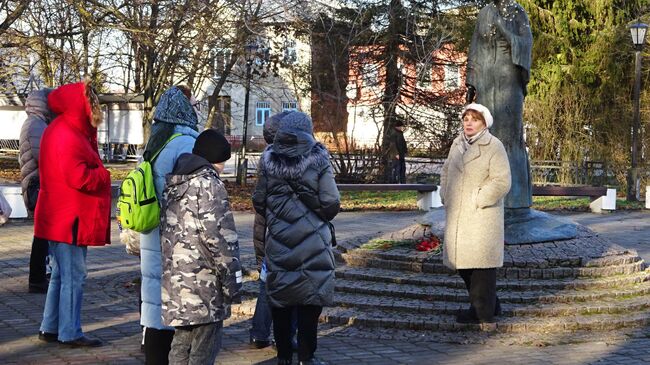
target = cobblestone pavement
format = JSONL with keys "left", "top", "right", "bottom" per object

{"left": 2, "top": 210, "right": 650, "bottom": 364}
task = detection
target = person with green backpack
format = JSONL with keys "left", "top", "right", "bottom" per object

{"left": 138, "top": 85, "right": 200, "bottom": 365}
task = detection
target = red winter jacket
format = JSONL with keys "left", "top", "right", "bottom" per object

{"left": 34, "top": 82, "right": 111, "bottom": 246}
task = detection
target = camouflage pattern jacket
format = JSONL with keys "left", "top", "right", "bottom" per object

{"left": 161, "top": 153, "right": 242, "bottom": 327}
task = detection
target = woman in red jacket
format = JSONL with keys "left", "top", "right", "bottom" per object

{"left": 35, "top": 81, "right": 111, "bottom": 347}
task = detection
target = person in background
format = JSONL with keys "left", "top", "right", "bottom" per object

{"left": 19, "top": 88, "right": 55, "bottom": 294}
{"left": 253, "top": 111, "right": 340, "bottom": 365}
{"left": 250, "top": 111, "right": 298, "bottom": 351}
{"left": 35, "top": 81, "right": 110, "bottom": 347}
{"left": 161, "top": 129, "right": 242, "bottom": 365}
{"left": 440, "top": 103, "right": 511, "bottom": 324}
{"left": 140, "top": 85, "right": 199, "bottom": 364}
{"left": 390, "top": 120, "right": 408, "bottom": 184}
{"left": 0, "top": 190, "right": 12, "bottom": 226}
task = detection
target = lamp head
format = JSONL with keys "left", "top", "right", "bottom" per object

{"left": 630, "top": 22, "right": 648, "bottom": 50}
{"left": 244, "top": 43, "right": 259, "bottom": 62}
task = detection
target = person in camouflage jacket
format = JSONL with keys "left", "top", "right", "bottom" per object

{"left": 160, "top": 129, "right": 241, "bottom": 364}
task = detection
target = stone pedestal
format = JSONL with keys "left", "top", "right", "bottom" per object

{"left": 503, "top": 208, "right": 578, "bottom": 245}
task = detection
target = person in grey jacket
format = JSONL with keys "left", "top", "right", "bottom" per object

{"left": 161, "top": 129, "right": 242, "bottom": 365}
{"left": 253, "top": 111, "right": 340, "bottom": 365}
{"left": 18, "top": 88, "right": 55, "bottom": 294}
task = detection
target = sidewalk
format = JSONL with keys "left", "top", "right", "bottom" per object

{"left": 1, "top": 210, "right": 650, "bottom": 364}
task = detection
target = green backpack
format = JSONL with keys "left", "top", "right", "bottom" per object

{"left": 117, "top": 134, "right": 181, "bottom": 233}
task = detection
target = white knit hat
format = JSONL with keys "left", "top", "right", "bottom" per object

{"left": 462, "top": 103, "right": 493, "bottom": 128}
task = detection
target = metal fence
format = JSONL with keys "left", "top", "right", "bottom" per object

{"left": 0, "top": 139, "right": 19, "bottom": 157}
{"left": 0, "top": 137, "right": 646, "bottom": 190}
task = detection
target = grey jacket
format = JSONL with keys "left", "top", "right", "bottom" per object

{"left": 18, "top": 89, "right": 54, "bottom": 210}
{"left": 160, "top": 153, "right": 242, "bottom": 327}
{"left": 252, "top": 129, "right": 340, "bottom": 308}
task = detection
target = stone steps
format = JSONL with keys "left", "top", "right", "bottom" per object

{"left": 238, "top": 224, "right": 650, "bottom": 335}
{"left": 339, "top": 253, "right": 646, "bottom": 279}
{"left": 335, "top": 266, "right": 650, "bottom": 291}
{"left": 332, "top": 291, "right": 650, "bottom": 317}
{"left": 338, "top": 246, "right": 642, "bottom": 269}
{"left": 231, "top": 298, "right": 650, "bottom": 333}
{"left": 319, "top": 307, "right": 650, "bottom": 333}
{"left": 333, "top": 278, "right": 650, "bottom": 304}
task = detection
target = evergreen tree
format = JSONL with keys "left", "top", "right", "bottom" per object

{"left": 520, "top": 0, "right": 641, "bottom": 189}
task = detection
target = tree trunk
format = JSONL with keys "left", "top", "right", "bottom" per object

{"left": 380, "top": 0, "right": 404, "bottom": 182}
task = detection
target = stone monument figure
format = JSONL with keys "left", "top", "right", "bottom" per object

{"left": 466, "top": 0, "right": 533, "bottom": 209}
{"left": 463, "top": 0, "right": 578, "bottom": 244}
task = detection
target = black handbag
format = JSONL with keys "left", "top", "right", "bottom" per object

{"left": 287, "top": 181, "right": 337, "bottom": 247}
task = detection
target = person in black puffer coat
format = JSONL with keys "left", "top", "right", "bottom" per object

{"left": 252, "top": 111, "right": 340, "bottom": 365}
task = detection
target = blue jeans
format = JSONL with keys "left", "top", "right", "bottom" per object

{"left": 250, "top": 280, "right": 297, "bottom": 343}
{"left": 40, "top": 241, "right": 88, "bottom": 342}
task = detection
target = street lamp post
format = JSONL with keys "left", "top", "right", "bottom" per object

{"left": 628, "top": 22, "right": 648, "bottom": 201}
{"left": 237, "top": 43, "right": 259, "bottom": 186}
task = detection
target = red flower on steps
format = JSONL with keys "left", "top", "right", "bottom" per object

{"left": 416, "top": 236, "right": 441, "bottom": 252}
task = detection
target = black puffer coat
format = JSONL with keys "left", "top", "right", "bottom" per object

{"left": 252, "top": 129, "right": 340, "bottom": 308}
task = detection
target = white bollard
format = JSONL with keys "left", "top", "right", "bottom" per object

{"left": 602, "top": 188, "right": 617, "bottom": 210}
{"left": 416, "top": 186, "right": 443, "bottom": 211}
{"left": 589, "top": 188, "right": 616, "bottom": 214}
{"left": 646, "top": 186, "right": 650, "bottom": 209}
{"left": 0, "top": 185, "right": 28, "bottom": 218}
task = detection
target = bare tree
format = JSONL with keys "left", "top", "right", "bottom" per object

{"left": 307, "top": 0, "right": 475, "bottom": 182}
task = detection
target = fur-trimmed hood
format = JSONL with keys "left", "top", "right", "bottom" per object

{"left": 260, "top": 129, "right": 330, "bottom": 179}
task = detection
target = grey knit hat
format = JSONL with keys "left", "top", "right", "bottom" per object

{"left": 277, "top": 111, "right": 313, "bottom": 134}
{"left": 264, "top": 111, "right": 292, "bottom": 144}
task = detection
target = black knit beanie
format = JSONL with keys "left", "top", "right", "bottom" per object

{"left": 193, "top": 129, "right": 231, "bottom": 163}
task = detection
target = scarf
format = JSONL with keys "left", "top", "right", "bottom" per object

{"left": 458, "top": 128, "right": 487, "bottom": 155}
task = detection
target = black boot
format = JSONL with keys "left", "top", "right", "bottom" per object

{"left": 29, "top": 281, "right": 48, "bottom": 294}
{"left": 456, "top": 308, "right": 479, "bottom": 324}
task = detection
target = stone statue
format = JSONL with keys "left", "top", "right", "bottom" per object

{"left": 462, "top": 0, "right": 578, "bottom": 244}
{"left": 466, "top": 0, "right": 533, "bottom": 209}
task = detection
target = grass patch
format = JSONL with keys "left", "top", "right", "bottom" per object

{"left": 107, "top": 168, "right": 131, "bottom": 181}
{"left": 340, "top": 190, "right": 417, "bottom": 211}
{"left": 532, "top": 196, "right": 646, "bottom": 211}
{"left": 532, "top": 196, "right": 592, "bottom": 211}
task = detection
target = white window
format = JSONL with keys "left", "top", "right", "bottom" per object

{"left": 444, "top": 64, "right": 461, "bottom": 90}
{"left": 417, "top": 62, "right": 432, "bottom": 88}
{"left": 361, "top": 63, "right": 379, "bottom": 88}
{"left": 282, "top": 101, "right": 298, "bottom": 111}
{"left": 283, "top": 39, "right": 298, "bottom": 65}
{"left": 255, "top": 101, "right": 271, "bottom": 126}
{"left": 211, "top": 48, "right": 232, "bottom": 77}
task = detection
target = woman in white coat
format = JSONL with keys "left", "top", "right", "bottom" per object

{"left": 440, "top": 103, "right": 511, "bottom": 324}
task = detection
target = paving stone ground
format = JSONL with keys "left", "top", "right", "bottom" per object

{"left": 1, "top": 210, "right": 650, "bottom": 364}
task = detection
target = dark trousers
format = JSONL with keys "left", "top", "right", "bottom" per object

{"left": 391, "top": 158, "right": 406, "bottom": 184}
{"left": 144, "top": 327, "right": 175, "bottom": 365}
{"left": 169, "top": 322, "right": 223, "bottom": 365}
{"left": 272, "top": 305, "right": 322, "bottom": 362}
{"left": 29, "top": 236, "right": 49, "bottom": 284}
{"left": 458, "top": 268, "right": 497, "bottom": 322}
